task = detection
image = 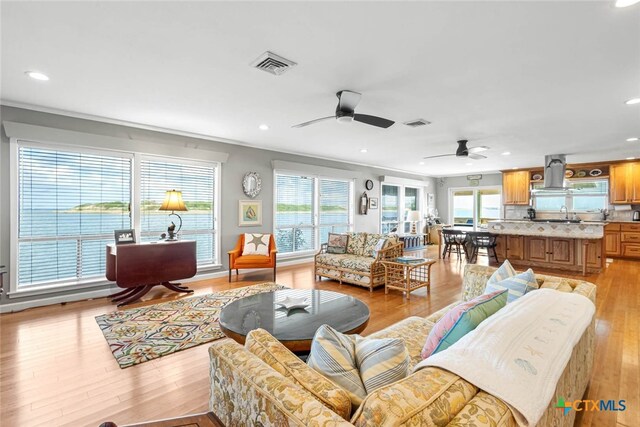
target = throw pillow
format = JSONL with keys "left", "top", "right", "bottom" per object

{"left": 485, "top": 260, "right": 538, "bottom": 303}
{"left": 327, "top": 233, "right": 349, "bottom": 254}
{"left": 371, "top": 238, "right": 388, "bottom": 258}
{"left": 421, "top": 289, "right": 508, "bottom": 359}
{"left": 307, "top": 325, "right": 410, "bottom": 407}
{"left": 244, "top": 328, "right": 352, "bottom": 419}
{"left": 243, "top": 233, "right": 270, "bottom": 255}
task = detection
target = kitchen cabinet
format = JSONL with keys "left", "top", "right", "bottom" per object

{"left": 524, "top": 236, "right": 574, "bottom": 266}
{"left": 494, "top": 235, "right": 524, "bottom": 261}
{"left": 604, "top": 230, "right": 621, "bottom": 257}
{"left": 502, "top": 171, "right": 530, "bottom": 205}
{"left": 582, "top": 240, "right": 603, "bottom": 269}
{"left": 609, "top": 162, "right": 640, "bottom": 204}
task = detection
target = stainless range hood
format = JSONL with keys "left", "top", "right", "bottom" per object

{"left": 539, "top": 154, "right": 571, "bottom": 192}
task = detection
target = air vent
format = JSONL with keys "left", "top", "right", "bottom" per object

{"left": 250, "top": 51, "right": 297, "bottom": 76}
{"left": 403, "top": 119, "right": 431, "bottom": 128}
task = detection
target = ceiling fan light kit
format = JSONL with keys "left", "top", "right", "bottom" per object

{"left": 423, "top": 140, "right": 489, "bottom": 161}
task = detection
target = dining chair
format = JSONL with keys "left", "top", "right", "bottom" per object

{"left": 441, "top": 228, "right": 466, "bottom": 260}
{"left": 466, "top": 231, "right": 499, "bottom": 264}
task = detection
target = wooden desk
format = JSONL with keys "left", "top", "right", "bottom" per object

{"left": 106, "top": 240, "right": 197, "bottom": 306}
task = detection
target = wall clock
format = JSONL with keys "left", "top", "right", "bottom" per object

{"left": 365, "top": 179, "right": 374, "bottom": 191}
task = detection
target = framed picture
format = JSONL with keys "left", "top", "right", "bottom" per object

{"left": 368, "top": 197, "right": 379, "bottom": 209}
{"left": 114, "top": 229, "right": 136, "bottom": 245}
{"left": 239, "top": 200, "right": 262, "bottom": 226}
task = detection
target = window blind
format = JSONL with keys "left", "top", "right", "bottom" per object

{"left": 318, "top": 178, "right": 352, "bottom": 244}
{"left": 18, "top": 146, "right": 132, "bottom": 287}
{"left": 275, "top": 174, "right": 315, "bottom": 254}
{"left": 140, "top": 158, "right": 217, "bottom": 265}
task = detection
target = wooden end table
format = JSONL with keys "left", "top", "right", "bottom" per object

{"left": 381, "top": 258, "right": 436, "bottom": 300}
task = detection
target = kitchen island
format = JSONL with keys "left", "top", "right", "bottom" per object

{"left": 487, "top": 220, "right": 606, "bottom": 274}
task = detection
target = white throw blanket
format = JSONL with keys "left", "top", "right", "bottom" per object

{"left": 413, "top": 289, "right": 595, "bottom": 427}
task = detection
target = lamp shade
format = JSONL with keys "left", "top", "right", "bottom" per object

{"left": 159, "top": 190, "right": 188, "bottom": 212}
{"left": 407, "top": 210, "right": 421, "bottom": 222}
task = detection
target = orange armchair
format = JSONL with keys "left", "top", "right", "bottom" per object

{"left": 228, "top": 234, "right": 278, "bottom": 282}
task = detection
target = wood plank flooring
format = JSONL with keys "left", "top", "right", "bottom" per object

{"left": 0, "top": 246, "right": 637, "bottom": 427}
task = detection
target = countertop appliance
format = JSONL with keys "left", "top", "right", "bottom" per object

{"left": 527, "top": 207, "right": 536, "bottom": 220}
{"left": 634, "top": 210, "right": 640, "bottom": 221}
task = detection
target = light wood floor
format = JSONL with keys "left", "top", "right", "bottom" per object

{"left": 0, "top": 246, "right": 637, "bottom": 427}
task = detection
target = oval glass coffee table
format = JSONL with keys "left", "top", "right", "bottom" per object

{"left": 219, "top": 289, "right": 370, "bottom": 354}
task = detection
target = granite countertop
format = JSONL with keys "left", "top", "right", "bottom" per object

{"left": 487, "top": 219, "right": 605, "bottom": 238}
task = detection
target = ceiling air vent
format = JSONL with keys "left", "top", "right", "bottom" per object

{"left": 403, "top": 119, "right": 431, "bottom": 128}
{"left": 250, "top": 51, "right": 297, "bottom": 76}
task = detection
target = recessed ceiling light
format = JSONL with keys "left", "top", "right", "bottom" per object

{"left": 419, "top": 161, "right": 425, "bottom": 165}
{"left": 616, "top": 0, "right": 640, "bottom": 7}
{"left": 512, "top": 167, "right": 518, "bottom": 170}
{"left": 258, "top": 124, "right": 269, "bottom": 130}
{"left": 625, "top": 98, "right": 640, "bottom": 105}
{"left": 501, "top": 151, "right": 511, "bottom": 156}
{"left": 465, "top": 162, "right": 473, "bottom": 166}
{"left": 626, "top": 157, "right": 636, "bottom": 160}
{"left": 360, "top": 149, "right": 368, "bottom": 153}
{"left": 626, "top": 137, "right": 639, "bottom": 142}
{"left": 25, "top": 71, "right": 49, "bottom": 81}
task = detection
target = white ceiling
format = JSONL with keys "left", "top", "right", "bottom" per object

{"left": 2, "top": 1, "right": 639, "bottom": 176}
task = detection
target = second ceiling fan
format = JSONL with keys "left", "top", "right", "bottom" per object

{"left": 423, "top": 140, "right": 490, "bottom": 160}
{"left": 292, "top": 90, "right": 395, "bottom": 129}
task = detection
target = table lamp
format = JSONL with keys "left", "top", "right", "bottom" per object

{"left": 407, "top": 210, "right": 421, "bottom": 234}
{"left": 159, "top": 190, "right": 188, "bottom": 240}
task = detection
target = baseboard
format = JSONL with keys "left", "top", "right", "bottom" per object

{"left": 0, "top": 256, "right": 315, "bottom": 313}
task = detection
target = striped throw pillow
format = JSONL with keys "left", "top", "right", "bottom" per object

{"left": 307, "top": 325, "right": 410, "bottom": 407}
{"left": 486, "top": 260, "right": 538, "bottom": 303}
{"left": 355, "top": 336, "right": 410, "bottom": 395}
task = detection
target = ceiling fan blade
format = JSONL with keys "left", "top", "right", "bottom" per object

{"left": 468, "top": 145, "right": 490, "bottom": 153}
{"left": 337, "top": 90, "right": 362, "bottom": 111}
{"left": 468, "top": 153, "right": 487, "bottom": 160}
{"left": 291, "top": 116, "right": 335, "bottom": 128}
{"left": 353, "top": 114, "right": 395, "bottom": 128}
{"left": 423, "top": 153, "right": 456, "bottom": 160}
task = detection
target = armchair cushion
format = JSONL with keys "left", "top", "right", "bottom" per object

{"left": 234, "top": 255, "right": 273, "bottom": 267}
{"left": 245, "top": 328, "right": 352, "bottom": 420}
{"left": 243, "top": 233, "right": 270, "bottom": 255}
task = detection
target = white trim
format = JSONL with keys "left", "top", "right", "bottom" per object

{"left": 271, "top": 160, "right": 360, "bottom": 180}
{"left": 9, "top": 138, "right": 19, "bottom": 295}
{"left": 381, "top": 175, "right": 432, "bottom": 188}
{"left": 2, "top": 121, "right": 230, "bottom": 163}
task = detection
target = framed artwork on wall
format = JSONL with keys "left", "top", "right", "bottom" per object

{"left": 239, "top": 200, "right": 262, "bottom": 226}
{"left": 368, "top": 197, "right": 379, "bottom": 209}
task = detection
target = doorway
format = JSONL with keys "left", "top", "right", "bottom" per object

{"left": 450, "top": 187, "right": 501, "bottom": 230}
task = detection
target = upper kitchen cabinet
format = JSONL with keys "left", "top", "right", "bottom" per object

{"left": 502, "top": 170, "right": 530, "bottom": 205}
{"left": 610, "top": 161, "right": 640, "bottom": 204}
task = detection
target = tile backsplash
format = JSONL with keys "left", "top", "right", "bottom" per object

{"left": 502, "top": 204, "right": 640, "bottom": 221}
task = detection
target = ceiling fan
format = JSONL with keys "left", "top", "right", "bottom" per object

{"left": 292, "top": 90, "right": 395, "bottom": 129}
{"left": 423, "top": 140, "right": 490, "bottom": 160}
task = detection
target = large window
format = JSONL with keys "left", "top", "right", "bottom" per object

{"left": 451, "top": 188, "right": 501, "bottom": 229}
{"left": 17, "top": 145, "right": 132, "bottom": 288}
{"left": 13, "top": 141, "right": 220, "bottom": 293}
{"left": 275, "top": 173, "right": 353, "bottom": 255}
{"left": 532, "top": 180, "right": 608, "bottom": 212}
{"left": 140, "top": 158, "right": 217, "bottom": 265}
{"left": 381, "top": 184, "right": 422, "bottom": 234}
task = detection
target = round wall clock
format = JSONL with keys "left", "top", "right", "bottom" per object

{"left": 365, "top": 179, "right": 374, "bottom": 191}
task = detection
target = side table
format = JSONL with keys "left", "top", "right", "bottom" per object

{"left": 381, "top": 258, "right": 436, "bottom": 300}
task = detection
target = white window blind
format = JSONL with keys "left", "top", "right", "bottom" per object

{"left": 140, "top": 158, "right": 217, "bottom": 265}
{"left": 18, "top": 145, "right": 132, "bottom": 287}
{"left": 318, "top": 178, "right": 352, "bottom": 244}
{"left": 275, "top": 174, "right": 315, "bottom": 254}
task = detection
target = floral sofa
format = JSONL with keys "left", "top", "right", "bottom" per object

{"left": 208, "top": 264, "right": 596, "bottom": 426}
{"left": 314, "top": 232, "right": 403, "bottom": 292}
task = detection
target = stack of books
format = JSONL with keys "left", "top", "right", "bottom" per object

{"left": 395, "top": 256, "right": 425, "bottom": 264}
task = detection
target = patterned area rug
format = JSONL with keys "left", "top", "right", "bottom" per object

{"left": 96, "top": 282, "right": 286, "bottom": 368}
